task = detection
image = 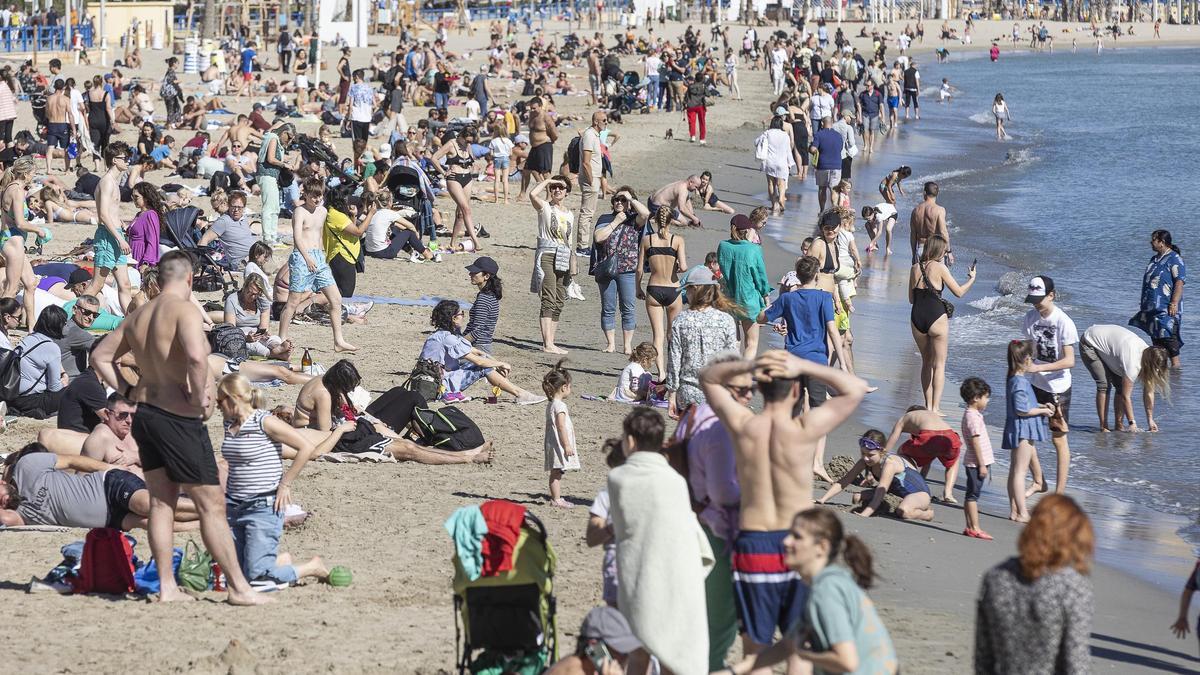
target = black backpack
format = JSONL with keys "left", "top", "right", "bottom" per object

{"left": 207, "top": 323, "right": 249, "bottom": 362}
{"left": 402, "top": 358, "right": 444, "bottom": 402}
{"left": 411, "top": 405, "right": 484, "bottom": 451}
{"left": 0, "top": 339, "right": 52, "bottom": 402}
{"left": 564, "top": 136, "right": 582, "bottom": 174}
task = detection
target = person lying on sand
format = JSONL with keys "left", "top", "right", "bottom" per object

{"left": 817, "top": 429, "right": 935, "bottom": 521}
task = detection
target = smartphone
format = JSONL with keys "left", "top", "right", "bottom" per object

{"left": 971, "top": 257, "right": 977, "bottom": 270}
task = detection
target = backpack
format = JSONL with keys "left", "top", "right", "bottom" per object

{"left": 402, "top": 358, "right": 444, "bottom": 402}
{"left": 208, "top": 323, "right": 249, "bottom": 362}
{"left": 73, "top": 528, "right": 137, "bottom": 595}
{"left": 0, "top": 338, "right": 53, "bottom": 402}
{"left": 411, "top": 405, "right": 484, "bottom": 451}
{"left": 564, "top": 135, "right": 582, "bottom": 174}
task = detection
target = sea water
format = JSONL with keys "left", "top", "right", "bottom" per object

{"left": 769, "top": 47, "right": 1199, "bottom": 587}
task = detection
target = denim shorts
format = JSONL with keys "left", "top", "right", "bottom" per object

{"left": 964, "top": 465, "right": 986, "bottom": 503}
{"left": 226, "top": 495, "right": 299, "bottom": 584}
{"left": 493, "top": 155, "right": 510, "bottom": 170}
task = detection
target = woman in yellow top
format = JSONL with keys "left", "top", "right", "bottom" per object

{"left": 323, "top": 193, "right": 370, "bottom": 298}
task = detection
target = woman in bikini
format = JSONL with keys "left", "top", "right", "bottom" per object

{"left": 28, "top": 184, "right": 97, "bottom": 225}
{"left": 0, "top": 157, "right": 47, "bottom": 327}
{"left": 430, "top": 125, "right": 484, "bottom": 253}
{"left": 818, "top": 429, "right": 935, "bottom": 522}
{"left": 636, "top": 207, "right": 687, "bottom": 377}
{"left": 909, "top": 235, "right": 976, "bottom": 413}
{"left": 878, "top": 165, "right": 911, "bottom": 206}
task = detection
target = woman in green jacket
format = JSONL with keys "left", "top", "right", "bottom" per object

{"left": 717, "top": 214, "right": 772, "bottom": 357}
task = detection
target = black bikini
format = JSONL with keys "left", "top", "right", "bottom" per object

{"left": 447, "top": 149, "right": 474, "bottom": 187}
{"left": 645, "top": 234, "right": 681, "bottom": 306}
{"left": 911, "top": 262, "right": 947, "bottom": 334}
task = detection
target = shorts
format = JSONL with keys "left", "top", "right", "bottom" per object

{"left": 38, "top": 276, "right": 67, "bottom": 291}
{"left": 1152, "top": 336, "right": 1182, "bottom": 358}
{"left": 242, "top": 71, "right": 254, "bottom": 82}
{"left": 47, "top": 122, "right": 71, "bottom": 149}
{"left": 104, "top": 469, "right": 146, "bottom": 529}
{"left": 526, "top": 141, "right": 554, "bottom": 173}
{"left": 288, "top": 248, "right": 336, "bottom": 293}
{"left": 864, "top": 114, "right": 882, "bottom": 131}
{"left": 886, "top": 95, "right": 900, "bottom": 110}
{"left": 964, "top": 465, "right": 986, "bottom": 503}
{"left": 815, "top": 169, "right": 841, "bottom": 188}
{"left": 493, "top": 155, "right": 510, "bottom": 170}
{"left": 899, "top": 428, "right": 962, "bottom": 470}
{"left": 706, "top": 192, "right": 720, "bottom": 207}
{"left": 799, "top": 373, "right": 827, "bottom": 409}
{"left": 732, "top": 530, "right": 807, "bottom": 646}
{"left": 1033, "top": 387, "right": 1071, "bottom": 434}
{"left": 1080, "top": 337, "right": 1120, "bottom": 392}
{"left": 904, "top": 89, "right": 919, "bottom": 108}
{"left": 133, "top": 403, "right": 220, "bottom": 486}
{"left": 92, "top": 225, "right": 130, "bottom": 270}
{"left": 351, "top": 120, "right": 370, "bottom": 141}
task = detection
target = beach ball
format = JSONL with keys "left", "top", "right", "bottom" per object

{"left": 328, "top": 566, "right": 353, "bottom": 587}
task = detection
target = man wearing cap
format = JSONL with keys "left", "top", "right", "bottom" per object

{"left": 545, "top": 606, "right": 644, "bottom": 674}
{"left": 809, "top": 117, "right": 843, "bottom": 212}
{"left": 1022, "top": 275, "right": 1077, "bottom": 494}
{"left": 464, "top": 256, "right": 501, "bottom": 355}
{"left": 248, "top": 103, "right": 273, "bottom": 133}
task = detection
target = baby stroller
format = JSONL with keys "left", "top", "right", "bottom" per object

{"left": 608, "top": 71, "right": 647, "bottom": 115}
{"left": 160, "top": 206, "right": 238, "bottom": 294}
{"left": 384, "top": 164, "right": 436, "bottom": 240}
{"left": 29, "top": 91, "right": 48, "bottom": 138}
{"left": 452, "top": 507, "right": 558, "bottom": 675}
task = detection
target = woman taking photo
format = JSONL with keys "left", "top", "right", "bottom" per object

{"left": 223, "top": 275, "right": 294, "bottom": 360}
{"left": 592, "top": 186, "right": 649, "bottom": 355}
{"left": 722, "top": 508, "right": 898, "bottom": 675}
{"left": 637, "top": 207, "right": 688, "bottom": 377}
{"left": 718, "top": 214, "right": 771, "bottom": 357}
{"left": 431, "top": 125, "right": 485, "bottom": 253}
{"left": 975, "top": 495, "right": 1093, "bottom": 673}
{"left": 1130, "top": 229, "right": 1185, "bottom": 368}
{"left": 10, "top": 306, "right": 68, "bottom": 419}
{"left": 666, "top": 268, "right": 738, "bottom": 418}
{"left": 529, "top": 176, "right": 576, "bottom": 354}
{"left": 909, "top": 235, "right": 975, "bottom": 413}
{"left": 1079, "top": 324, "right": 1171, "bottom": 432}
{"left": 257, "top": 121, "right": 301, "bottom": 245}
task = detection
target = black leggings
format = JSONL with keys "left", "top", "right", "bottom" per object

{"left": 365, "top": 227, "right": 426, "bottom": 259}
{"left": 0, "top": 119, "right": 12, "bottom": 144}
{"left": 329, "top": 255, "right": 358, "bottom": 298}
{"left": 9, "top": 389, "right": 65, "bottom": 419}
{"left": 89, "top": 123, "right": 110, "bottom": 155}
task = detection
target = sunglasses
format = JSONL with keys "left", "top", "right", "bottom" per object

{"left": 77, "top": 307, "right": 99, "bottom": 318}
{"left": 549, "top": 185, "right": 567, "bottom": 191}
{"left": 726, "top": 384, "right": 755, "bottom": 398}
{"left": 611, "top": 197, "right": 627, "bottom": 205}
{"left": 859, "top": 437, "right": 883, "bottom": 452}
{"left": 111, "top": 410, "right": 134, "bottom": 421}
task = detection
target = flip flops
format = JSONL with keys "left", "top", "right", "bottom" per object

{"left": 963, "top": 528, "right": 994, "bottom": 541}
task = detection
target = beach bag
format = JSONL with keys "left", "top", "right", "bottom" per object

{"left": 411, "top": 405, "right": 484, "bottom": 451}
{"left": 564, "top": 136, "right": 582, "bottom": 174}
{"left": 403, "top": 358, "right": 444, "bottom": 402}
{"left": 208, "top": 323, "right": 249, "bottom": 362}
{"left": 133, "top": 547, "right": 183, "bottom": 595}
{"left": 754, "top": 132, "right": 770, "bottom": 161}
{"left": 919, "top": 262, "right": 955, "bottom": 319}
{"left": 73, "top": 528, "right": 137, "bottom": 595}
{"left": 332, "top": 417, "right": 393, "bottom": 454}
{"left": 590, "top": 247, "right": 620, "bottom": 282}
{"left": 177, "top": 539, "right": 213, "bottom": 591}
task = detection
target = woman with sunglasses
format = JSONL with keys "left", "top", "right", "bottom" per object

{"left": 592, "top": 186, "right": 649, "bottom": 355}
{"left": 431, "top": 125, "right": 486, "bottom": 252}
{"left": 530, "top": 176, "right": 576, "bottom": 354}
{"left": 817, "top": 429, "right": 935, "bottom": 522}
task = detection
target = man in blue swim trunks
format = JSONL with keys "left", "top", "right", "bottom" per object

{"left": 701, "top": 350, "right": 869, "bottom": 668}
{"left": 45, "top": 80, "right": 73, "bottom": 174}
{"left": 84, "top": 142, "right": 134, "bottom": 312}
{"left": 276, "top": 178, "right": 358, "bottom": 353}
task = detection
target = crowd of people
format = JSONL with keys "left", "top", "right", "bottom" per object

{"left": 0, "top": 8, "right": 1191, "bottom": 675}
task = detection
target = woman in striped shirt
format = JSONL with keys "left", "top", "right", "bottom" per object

{"left": 218, "top": 374, "right": 352, "bottom": 589}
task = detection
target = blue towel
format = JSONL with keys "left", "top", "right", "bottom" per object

{"left": 444, "top": 505, "right": 488, "bottom": 581}
{"left": 345, "top": 295, "right": 472, "bottom": 308}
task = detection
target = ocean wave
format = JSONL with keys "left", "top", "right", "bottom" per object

{"left": 912, "top": 167, "right": 977, "bottom": 183}
{"left": 968, "top": 294, "right": 1007, "bottom": 311}
{"left": 996, "top": 270, "right": 1031, "bottom": 297}
{"left": 1003, "top": 147, "right": 1040, "bottom": 166}
{"left": 969, "top": 112, "right": 993, "bottom": 125}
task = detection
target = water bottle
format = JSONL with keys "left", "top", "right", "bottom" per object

{"left": 211, "top": 562, "right": 225, "bottom": 591}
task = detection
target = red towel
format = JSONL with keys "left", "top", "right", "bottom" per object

{"left": 479, "top": 500, "right": 526, "bottom": 576}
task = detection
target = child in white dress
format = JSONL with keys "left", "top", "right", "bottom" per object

{"left": 543, "top": 359, "right": 579, "bottom": 508}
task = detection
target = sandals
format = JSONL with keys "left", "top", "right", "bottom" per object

{"left": 962, "top": 528, "right": 994, "bottom": 541}
{"left": 933, "top": 495, "right": 960, "bottom": 506}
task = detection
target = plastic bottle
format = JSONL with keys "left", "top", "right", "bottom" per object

{"left": 211, "top": 562, "right": 225, "bottom": 591}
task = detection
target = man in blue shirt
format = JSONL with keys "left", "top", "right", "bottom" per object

{"left": 758, "top": 253, "right": 848, "bottom": 408}
{"left": 238, "top": 42, "right": 257, "bottom": 98}
{"left": 810, "top": 116, "right": 843, "bottom": 211}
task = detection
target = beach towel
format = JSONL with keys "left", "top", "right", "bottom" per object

{"left": 344, "top": 294, "right": 472, "bottom": 308}
{"left": 609, "top": 451, "right": 714, "bottom": 675}
{"left": 445, "top": 505, "right": 488, "bottom": 581}
{"left": 479, "top": 500, "right": 525, "bottom": 577}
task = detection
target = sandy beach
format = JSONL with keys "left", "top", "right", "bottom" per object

{"left": 1, "top": 15, "right": 1198, "bottom": 674}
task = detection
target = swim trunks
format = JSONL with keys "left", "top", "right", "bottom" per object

{"left": 92, "top": 225, "right": 130, "bottom": 270}
{"left": 886, "top": 96, "right": 900, "bottom": 109}
{"left": 103, "top": 468, "right": 146, "bottom": 529}
{"left": 133, "top": 403, "right": 220, "bottom": 485}
{"left": 526, "top": 141, "right": 554, "bottom": 173}
{"left": 899, "top": 428, "right": 962, "bottom": 470}
{"left": 288, "top": 248, "right": 336, "bottom": 293}
{"left": 732, "top": 530, "right": 808, "bottom": 646}
{"left": 1032, "top": 387, "right": 1071, "bottom": 434}
{"left": 46, "top": 122, "right": 71, "bottom": 149}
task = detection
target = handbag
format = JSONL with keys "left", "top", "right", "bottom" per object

{"left": 662, "top": 406, "right": 708, "bottom": 514}
{"left": 919, "top": 262, "right": 955, "bottom": 319}
{"left": 591, "top": 248, "right": 620, "bottom": 281}
{"left": 177, "top": 539, "right": 213, "bottom": 591}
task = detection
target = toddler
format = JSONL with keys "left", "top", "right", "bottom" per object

{"left": 612, "top": 342, "right": 657, "bottom": 403}
{"left": 543, "top": 359, "right": 579, "bottom": 508}
{"left": 960, "top": 377, "right": 995, "bottom": 540}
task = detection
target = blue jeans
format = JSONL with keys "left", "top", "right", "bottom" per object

{"left": 646, "top": 75, "right": 660, "bottom": 108}
{"left": 598, "top": 271, "right": 637, "bottom": 332}
{"left": 226, "top": 496, "right": 298, "bottom": 584}
{"left": 434, "top": 92, "right": 450, "bottom": 109}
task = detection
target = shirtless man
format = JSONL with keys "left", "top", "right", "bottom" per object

{"left": 909, "top": 181, "right": 950, "bottom": 265}
{"left": 84, "top": 142, "right": 133, "bottom": 312}
{"left": 277, "top": 179, "right": 357, "bottom": 352}
{"left": 586, "top": 47, "right": 602, "bottom": 106}
{"left": 648, "top": 175, "right": 703, "bottom": 228}
{"left": 91, "top": 250, "right": 269, "bottom": 605}
{"left": 520, "top": 96, "right": 558, "bottom": 200}
{"left": 81, "top": 393, "right": 142, "bottom": 476}
{"left": 701, "top": 350, "right": 869, "bottom": 672}
{"left": 45, "top": 80, "right": 73, "bottom": 174}
{"left": 213, "top": 115, "right": 263, "bottom": 155}
{"left": 881, "top": 405, "right": 962, "bottom": 503}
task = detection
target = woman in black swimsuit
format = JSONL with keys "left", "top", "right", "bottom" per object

{"left": 636, "top": 207, "right": 687, "bottom": 376}
{"left": 86, "top": 75, "right": 113, "bottom": 158}
{"left": 908, "top": 235, "right": 976, "bottom": 413}
{"left": 430, "top": 126, "right": 483, "bottom": 252}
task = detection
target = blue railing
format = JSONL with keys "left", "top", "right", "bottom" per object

{"left": 174, "top": 11, "right": 309, "bottom": 31}
{"left": 419, "top": 2, "right": 573, "bottom": 22}
{"left": 0, "top": 24, "right": 93, "bottom": 52}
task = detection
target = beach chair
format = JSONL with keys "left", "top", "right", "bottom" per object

{"left": 452, "top": 509, "right": 558, "bottom": 675}
{"left": 160, "top": 206, "right": 238, "bottom": 294}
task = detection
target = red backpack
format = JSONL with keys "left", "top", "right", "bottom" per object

{"left": 73, "top": 528, "right": 136, "bottom": 595}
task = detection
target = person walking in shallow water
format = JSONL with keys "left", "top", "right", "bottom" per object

{"left": 992, "top": 93, "right": 1011, "bottom": 141}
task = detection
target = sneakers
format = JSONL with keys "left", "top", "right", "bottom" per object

{"left": 433, "top": 251, "right": 444, "bottom": 263}
{"left": 250, "top": 577, "right": 290, "bottom": 593}
{"left": 566, "top": 280, "right": 585, "bottom": 301}
{"left": 574, "top": 246, "right": 591, "bottom": 258}
{"left": 476, "top": 226, "right": 491, "bottom": 238}
{"left": 344, "top": 301, "right": 373, "bottom": 318}
{"left": 409, "top": 251, "right": 424, "bottom": 263}
{"left": 442, "top": 391, "right": 467, "bottom": 403}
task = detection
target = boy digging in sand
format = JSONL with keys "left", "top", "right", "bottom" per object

{"left": 277, "top": 178, "right": 358, "bottom": 352}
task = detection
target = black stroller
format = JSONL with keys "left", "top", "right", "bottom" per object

{"left": 608, "top": 71, "right": 647, "bottom": 115}
{"left": 385, "top": 164, "right": 436, "bottom": 240}
{"left": 161, "top": 206, "right": 238, "bottom": 294}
